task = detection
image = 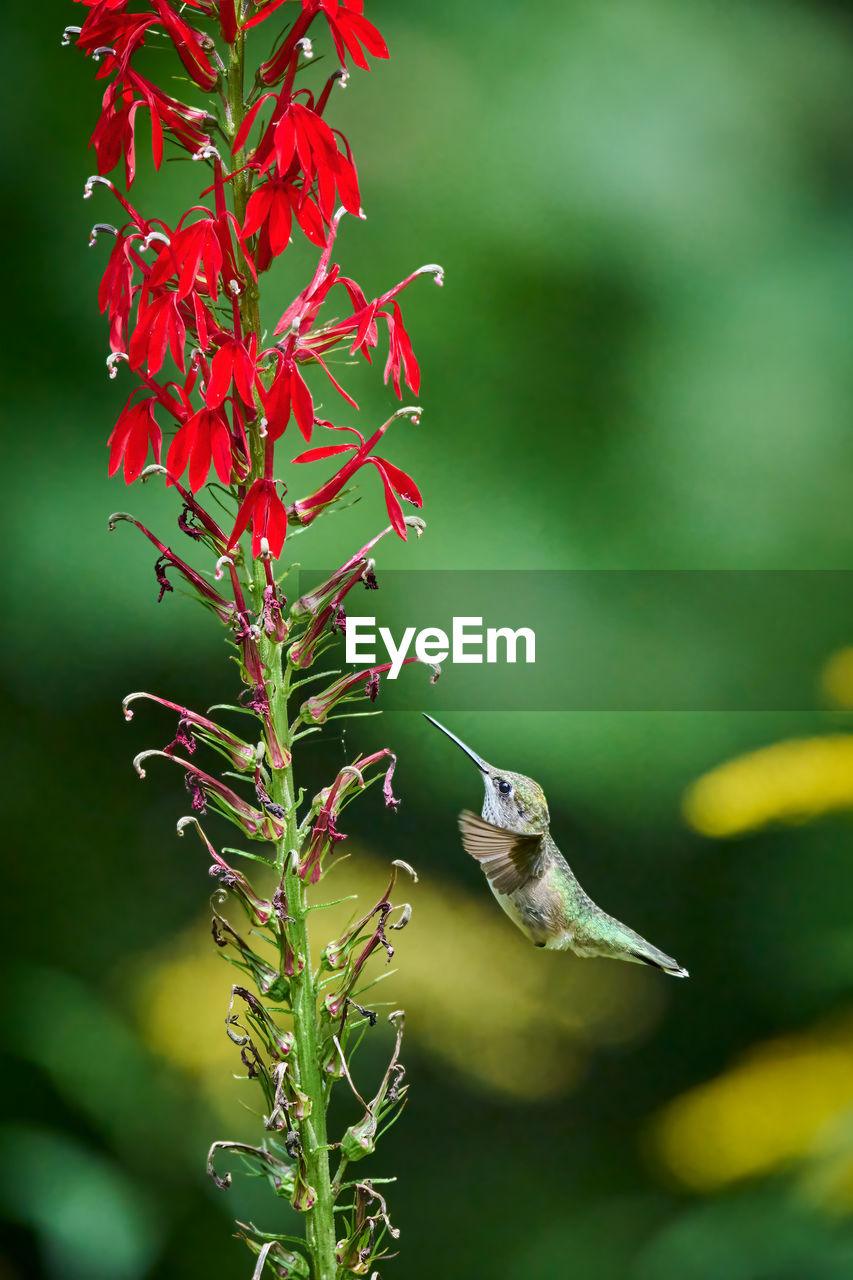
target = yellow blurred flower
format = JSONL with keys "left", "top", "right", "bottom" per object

{"left": 683, "top": 735, "right": 853, "bottom": 837}
{"left": 650, "top": 1020, "right": 853, "bottom": 1205}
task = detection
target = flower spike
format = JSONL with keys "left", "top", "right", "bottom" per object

{"left": 83, "top": 3, "right": 438, "bottom": 1272}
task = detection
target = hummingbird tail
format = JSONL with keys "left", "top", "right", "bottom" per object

{"left": 584, "top": 914, "right": 689, "bottom": 978}
{"left": 627, "top": 940, "right": 689, "bottom": 979}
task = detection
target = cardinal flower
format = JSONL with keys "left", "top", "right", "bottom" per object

{"left": 75, "top": 1, "right": 217, "bottom": 90}
{"left": 248, "top": 94, "right": 361, "bottom": 222}
{"left": 150, "top": 0, "right": 218, "bottom": 90}
{"left": 241, "top": 176, "right": 326, "bottom": 255}
{"left": 82, "top": 0, "right": 436, "bottom": 1268}
{"left": 291, "top": 409, "right": 421, "bottom": 537}
{"left": 205, "top": 334, "right": 258, "bottom": 410}
{"left": 255, "top": 0, "right": 388, "bottom": 81}
{"left": 259, "top": 349, "right": 314, "bottom": 441}
{"left": 229, "top": 477, "right": 288, "bottom": 559}
{"left": 90, "top": 69, "right": 212, "bottom": 185}
{"left": 149, "top": 213, "right": 223, "bottom": 301}
{"left": 94, "top": 226, "right": 138, "bottom": 350}
{"left": 167, "top": 406, "right": 233, "bottom": 491}
{"left": 107, "top": 394, "right": 162, "bottom": 482}
{"left": 128, "top": 291, "right": 186, "bottom": 377}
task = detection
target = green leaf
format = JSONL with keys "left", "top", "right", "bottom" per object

{"left": 308, "top": 894, "right": 359, "bottom": 913}
{"left": 222, "top": 845, "right": 277, "bottom": 866}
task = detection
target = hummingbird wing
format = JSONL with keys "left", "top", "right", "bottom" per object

{"left": 457, "top": 810, "right": 547, "bottom": 894}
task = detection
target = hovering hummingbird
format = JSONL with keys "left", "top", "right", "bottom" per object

{"left": 424, "top": 715, "right": 688, "bottom": 978}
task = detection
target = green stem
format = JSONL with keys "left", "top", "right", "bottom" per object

{"left": 225, "top": 29, "right": 339, "bottom": 1280}
{"left": 260, "top": 630, "right": 338, "bottom": 1280}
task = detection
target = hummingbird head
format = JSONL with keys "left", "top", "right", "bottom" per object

{"left": 423, "top": 715, "right": 550, "bottom": 834}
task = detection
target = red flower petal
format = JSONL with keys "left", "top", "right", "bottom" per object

{"left": 257, "top": 486, "right": 288, "bottom": 558}
{"left": 166, "top": 414, "right": 197, "bottom": 483}
{"left": 209, "top": 410, "right": 234, "bottom": 484}
{"left": 188, "top": 411, "right": 213, "bottom": 491}
{"left": 206, "top": 343, "right": 234, "bottom": 408}
{"left": 268, "top": 189, "right": 293, "bottom": 255}
{"left": 242, "top": 0, "right": 289, "bottom": 31}
{"left": 290, "top": 191, "right": 326, "bottom": 246}
{"left": 124, "top": 408, "right": 153, "bottom": 481}
{"left": 273, "top": 112, "right": 297, "bottom": 174}
{"left": 233, "top": 343, "right": 257, "bottom": 406}
{"left": 367, "top": 458, "right": 407, "bottom": 537}
{"left": 242, "top": 183, "right": 275, "bottom": 239}
{"left": 229, "top": 478, "right": 264, "bottom": 547}
{"left": 291, "top": 444, "right": 353, "bottom": 464}
{"left": 373, "top": 457, "right": 422, "bottom": 506}
{"left": 262, "top": 365, "right": 292, "bottom": 441}
{"left": 233, "top": 92, "right": 276, "bottom": 154}
{"left": 342, "top": 9, "right": 389, "bottom": 59}
{"left": 291, "top": 366, "right": 314, "bottom": 441}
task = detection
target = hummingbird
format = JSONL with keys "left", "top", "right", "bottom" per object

{"left": 424, "top": 715, "right": 688, "bottom": 978}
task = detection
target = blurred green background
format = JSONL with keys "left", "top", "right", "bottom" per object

{"left": 8, "top": 0, "right": 853, "bottom": 1276}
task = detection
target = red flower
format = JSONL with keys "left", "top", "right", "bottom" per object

{"left": 254, "top": 1, "right": 388, "bottom": 80}
{"left": 150, "top": 1, "right": 218, "bottom": 91}
{"left": 149, "top": 212, "right": 223, "bottom": 301}
{"left": 241, "top": 0, "right": 301, "bottom": 32}
{"left": 128, "top": 71, "right": 212, "bottom": 168}
{"left": 256, "top": 189, "right": 327, "bottom": 265}
{"left": 320, "top": 264, "right": 442, "bottom": 395}
{"left": 383, "top": 300, "right": 420, "bottom": 396}
{"left": 107, "top": 394, "right": 162, "bottom": 482}
{"left": 311, "top": 0, "right": 389, "bottom": 74}
{"left": 269, "top": 221, "right": 437, "bottom": 411}
{"left": 96, "top": 226, "right": 138, "bottom": 350}
{"left": 89, "top": 81, "right": 140, "bottom": 186}
{"left": 259, "top": 349, "right": 314, "bottom": 441}
{"left": 76, "top": 6, "right": 151, "bottom": 72}
{"left": 292, "top": 409, "right": 421, "bottom": 537}
{"left": 75, "top": 0, "right": 217, "bottom": 89}
{"left": 250, "top": 97, "right": 361, "bottom": 222}
{"left": 233, "top": 71, "right": 359, "bottom": 243}
{"left": 242, "top": 177, "right": 294, "bottom": 257}
{"left": 128, "top": 291, "right": 186, "bottom": 377}
{"left": 90, "top": 68, "right": 211, "bottom": 185}
{"left": 205, "top": 335, "right": 258, "bottom": 410}
{"left": 229, "top": 478, "right": 288, "bottom": 559}
{"left": 218, "top": 0, "right": 238, "bottom": 43}
{"left": 167, "top": 406, "right": 233, "bottom": 491}
{"left": 241, "top": 175, "right": 327, "bottom": 257}
{"left": 148, "top": 194, "right": 249, "bottom": 303}
{"left": 83, "top": 0, "right": 431, "bottom": 565}
{"left": 234, "top": 94, "right": 326, "bottom": 254}
{"left": 273, "top": 214, "right": 346, "bottom": 336}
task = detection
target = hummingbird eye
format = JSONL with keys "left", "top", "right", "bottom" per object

{"left": 496, "top": 778, "right": 513, "bottom": 795}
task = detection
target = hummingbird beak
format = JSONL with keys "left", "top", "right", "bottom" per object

{"left": 423, "top": 714, "right": 489, "bottom": 773}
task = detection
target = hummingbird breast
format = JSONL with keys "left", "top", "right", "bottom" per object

{"left": 489, "top": 861, "right": 577, "bottom": 948}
